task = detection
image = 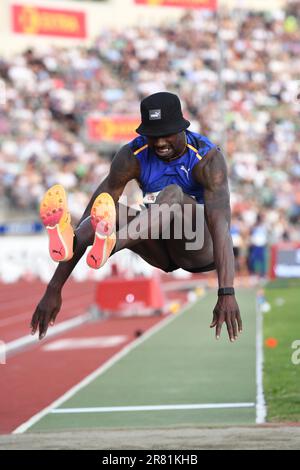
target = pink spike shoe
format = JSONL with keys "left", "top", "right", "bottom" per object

{"left": 86, "top": 193, "right": 116, "bottom": 269}
{"left": 40, "top": 184, "right": 74, "bottom": 262}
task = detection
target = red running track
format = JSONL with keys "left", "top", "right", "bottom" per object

{"left": 0, "top": 280, "right": 169, "bottom": 434}
{"left": 0, "top": 280, "right": 96, "bottom": 343}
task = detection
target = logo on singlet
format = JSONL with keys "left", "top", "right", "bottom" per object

{"left": 180, "top": 165, "right": 190, "bottom": 179}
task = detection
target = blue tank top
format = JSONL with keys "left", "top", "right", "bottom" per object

{"left": 128, "top": 130, "right": 216, "bottom": 204}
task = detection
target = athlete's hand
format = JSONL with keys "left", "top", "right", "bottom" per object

{"left": 30, "top": 285, "right": 62, "bottom": 340}
{"left": 210, "top": 295, "right": 242, "bottom": 342}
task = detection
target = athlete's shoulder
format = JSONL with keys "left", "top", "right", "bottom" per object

{"left": 186, "top": 130, "right": 216, "bottom": 158}
{"left": 128, "top": 135, "right": 148, "bottom": 156}
{"left": 108, "top": 143, "right": 140, "bottom": 183}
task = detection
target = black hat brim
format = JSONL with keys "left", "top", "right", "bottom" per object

{"left": 136, "top": 118, "right": 190, "bottom": 137}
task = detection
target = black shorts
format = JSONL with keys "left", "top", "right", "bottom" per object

{"left": 166, "top": 261, "right": 216, "bottom": 274}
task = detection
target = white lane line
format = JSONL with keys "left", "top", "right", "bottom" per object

{"left": 6, "top": 313, "right": 91, "bottom": 355}
{"left": 13, "top": 297, "right": 203, "bottom": 434}
{"left": 1, "top": 299, "right": 90, "bottom": 328}
{"left": 256, "top": 293, "right": 267, "bottom": 424}
{"left": 51, "top": 403, "right": 255, "bottom": 414}
{"left": 43, "top": 336, "right": 128, "bottom": 351}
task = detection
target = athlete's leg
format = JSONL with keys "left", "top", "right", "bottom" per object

{"left": 74, "top": 185, "right": 214, "bottom": 273}
{"left": 115, "top": 203, "right": 173, "bottom": 271}
{"left": 165, "top": 194, "right": 215, "bottom": 272}
{"left": 114, "top": 184, "right": 184, "bottom": 252}
{"left": 113, "top": 184, "right": 214, "bottom": 272}
{"left": 73, "top": 203, "right": 173, "bottom": 272}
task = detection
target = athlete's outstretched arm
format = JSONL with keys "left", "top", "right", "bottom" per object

{"left": 195, "top": 147, "right": 242, "bottom": 342}
{"left": 31, "top": 144, "right": 139, "bottom": 339}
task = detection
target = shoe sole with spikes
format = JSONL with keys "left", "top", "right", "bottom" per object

{"left": 40, "top": 184, "right": 74, "bottom": 262}
{"left": 86, "top": 193, "right": 116, "bottom": 269}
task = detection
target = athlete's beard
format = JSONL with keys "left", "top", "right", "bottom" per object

{"left": 156, "top": 135, "right": 187, "bottom": 162}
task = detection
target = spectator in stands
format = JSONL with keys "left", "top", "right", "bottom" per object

{"left": 248, "top": 214, "right": 269, "bottom": 277}
{"left": 0, "top": 2, "right": 299, "bottom": 270}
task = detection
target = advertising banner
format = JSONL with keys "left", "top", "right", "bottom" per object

{"left": 270, "top": 242, "right": 300, "bottom": 279}
{"left": 11, "top": 4, "right": 87, "bottom": 38}
{"left": 87, "top": 115, "right": 140, "bottom": 142}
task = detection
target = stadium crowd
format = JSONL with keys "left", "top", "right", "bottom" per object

{"left": 0, "top": 2, "right": 299, "bottom": 274}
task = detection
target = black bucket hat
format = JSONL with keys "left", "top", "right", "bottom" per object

{"left": 136, "top": 92, "right": 190, "bottom": 137}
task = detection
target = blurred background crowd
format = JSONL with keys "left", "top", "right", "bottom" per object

{"left": 0, "top": 1, "right": 299, "bottom": 275}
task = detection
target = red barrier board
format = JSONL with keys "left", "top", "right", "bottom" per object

{"left": 11, "top": 4, "right": 87, "bottom": 38}
{"left": 95, "top": 276, "right": 165, "bottom": 314}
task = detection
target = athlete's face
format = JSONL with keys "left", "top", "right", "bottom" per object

{"left": 146, "top": 131, "right": 186, "bottom": 162}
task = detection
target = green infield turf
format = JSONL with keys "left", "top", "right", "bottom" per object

{"left": 26, "top": 289, "right": 257, "bottom": 432}
{"left": 264, "top": 281, "right": 300, "bottom": 422}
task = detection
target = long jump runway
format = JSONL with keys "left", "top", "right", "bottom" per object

{"left": 10, "top": 290, "right": 257, "bottom": 435}
{"left": 2, "top": 287, "right": 299, "bottom": 449}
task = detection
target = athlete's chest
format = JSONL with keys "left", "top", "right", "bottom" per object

{"left": 144, "top": 151, "right": 199, "bottom": 186}
{"left": 136, "top": 146, "right": 205, "bottom": 203}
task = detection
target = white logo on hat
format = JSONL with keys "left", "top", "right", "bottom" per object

{"left": 149, "top": 109, "right": 161, "bottom": 120}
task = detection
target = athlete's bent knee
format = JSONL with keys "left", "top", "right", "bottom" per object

{"left": 156, "top": 184, "right": 183, "bottom": 206}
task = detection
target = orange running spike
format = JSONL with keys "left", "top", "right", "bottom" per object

{"left": 86, "top": 193, "right": 116, "bottom": 269}
{"left": 40, "top": 184, "right": 74, "bottom": 262}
